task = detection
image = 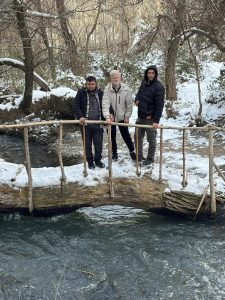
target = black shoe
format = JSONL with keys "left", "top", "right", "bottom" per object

{"left": 95, "top": 161, "right": 105, "bottom": 168}
{"left": 130, "top": 151, "right": 136, "bottom": 161}
{"left": 88, "top": 161, "right": 95, "bottom": 169}
{"left": 112, "top": 153, "right": 118, "bottom": 161}
{"left": 142, "top": 158, "right": 154, "bottom": 166}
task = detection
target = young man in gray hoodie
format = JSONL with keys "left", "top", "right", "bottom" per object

{"left": 102, "top": 70, "right": 136, "bottom": 161}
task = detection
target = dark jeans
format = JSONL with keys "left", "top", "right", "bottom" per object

{"left": 134, "top": 118, "right": 157, "bottom": 161}
{"left": 111, "top": 121, "right": 134, "bottom": 155}
{"left": 80, "top": 124, "right": 103, "bottom": 163}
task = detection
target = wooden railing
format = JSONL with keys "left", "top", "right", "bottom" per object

{"left": 1, "top": 120, "right": 225, "bottom": 215}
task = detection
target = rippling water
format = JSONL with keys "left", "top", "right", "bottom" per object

{"left": 0, "top": 135, "right": 58, "bottom": 167}
{"left": 0, "top": 206, "right": 225, "bottom": 300}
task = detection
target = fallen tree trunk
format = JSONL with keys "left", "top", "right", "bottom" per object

{"left": 1, "top": 177, "right": 224, "bottom": 217}
{"left": 0, "top": 93, "right": 74, "bottom": 123}
{"left": 0, "top": 58, "right": 51, "bottom": 92}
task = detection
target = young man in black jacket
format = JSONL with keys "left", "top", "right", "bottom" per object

{"left": 135, "top": 65, "right": 165, "bottom": 165}
{"left": 74, "top": 76, "right": 105, "bottom": 169}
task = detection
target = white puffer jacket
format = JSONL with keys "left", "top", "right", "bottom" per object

{"left": 102, "top": 83, "right": 133, "bottom": 122}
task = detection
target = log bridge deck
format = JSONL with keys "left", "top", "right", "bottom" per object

{"left": 0, "top": 120, "right": 225, "bottom": 218}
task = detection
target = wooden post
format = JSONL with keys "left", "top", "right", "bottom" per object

{"left": 159, "top": 127, "right": 163, "bottom": 181}
{"left": 108, "top": 125, "right": 114, "bottom": 198}
{"left": 214, "top": 162, "right": 225, "bottom": 183}
{"left": 209, "top": 128, "right": 216, "bottom": 215}
{"left": 135, "top": 127, "right": 141, "bottom": 176}
{"left": 82, "top": 125, "right": 88, "bottom": 177}
{"left": 24, "top": 127, "right": 33, "bottom": 214}
{"left": 194, "top": 185, "right": 209, "bottom": 220}
{"left": 58, "top": 123, "right": 66, "bottom": 195}
{"left": 182, "top": 129, "right": 187, "bottom": 187}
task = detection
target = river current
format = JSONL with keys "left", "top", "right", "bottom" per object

{"left": 1, "top": 135, "right": 225, "bottom": 299}
{"left": 0, "top": 208, "right": 225, "bottom": 299}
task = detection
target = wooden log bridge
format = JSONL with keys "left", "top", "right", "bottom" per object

{"left": 0, "top": 120, "right": 225, "bottom": 218}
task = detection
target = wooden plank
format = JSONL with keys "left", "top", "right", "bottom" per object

{"left": 214, "top": 162, "right": 225, "bottom": 183}
{"left": 58, "top": 123, "right": 66, "bottom": 195}
{"left": 24, "top": 127, "right": 33, "bottom": 214}
{"left": 159, "top": 127, "right": 163, "bottom": 181}
{"left": 82, "top": 125, "right": 88, "bottom": 177}
{"left": 182, "top": 129, "right": 187, "bottom": 187}
{"left": 107, "top": 125, "right": 114, "bottom": 198}
{"left": 135, "top": 127, "right": 141, "bottom": 176}
{"left": 1, "top": 120, "right": 225, "bottom": 132}
{"left": 194, "top": 185, "right": 209, "bottom": 220}
{"left": 209, "top": 129, "right": 216, "bottom": 215}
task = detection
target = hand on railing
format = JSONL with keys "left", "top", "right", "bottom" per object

{"left": 124, "top": 117, "right": 129, "bottom": 123}
{"left": 79, "top": 117, "right": 86, "bottom": 125}
{"left": 106, "top": 115, "right": 114, "bottom": 125}
{"left": 153, "top": 123, "right": 159, "bottom": 129}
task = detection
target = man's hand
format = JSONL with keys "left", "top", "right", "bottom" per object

{"left": 106, "top": 115, "right": 113, "bottom": 125}
{"left": 124, "top": 117, "right": 129, "bottom": 123}
{"left": 79, "top": 117, "right": 86, "bottom": 125}
{"left": 152, "top": 123, "right": 159, "bottom": 129}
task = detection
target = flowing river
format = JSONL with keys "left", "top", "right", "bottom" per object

{"left": 0, "top": 135, "right": 225, "bottom": 299}
{"left": 0, "top": 209, "right": 225, "bottom": 299}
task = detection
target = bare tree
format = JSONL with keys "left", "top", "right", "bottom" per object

{"left": 35, "top": 0, "right": 56, "bottom": 80}
{"left": 55, "top": 0, "right": 80, "bottom": 74}
{"left": 83, "top": 1, "right": 102, "bottom": 76}
{"left": 13, "top": 0, "right": 34, "bottom": 111}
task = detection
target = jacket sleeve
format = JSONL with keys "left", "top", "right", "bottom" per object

{"left": 102, "top": 86, "right": 111, "bottom": 118}
{"left": 74, "top": 90, "right": 83, "bottom": 119}
{"left": 152, "top": 84, "right": 165, "bottom": 123}
{"left": 98, "top": 89, "right": 105, "bottom": 120}
{"left": 135, "top": 81, "right": 144, "bottom": 102}
{"left": 125, "top": 89, "right": 134, "bottom": 118}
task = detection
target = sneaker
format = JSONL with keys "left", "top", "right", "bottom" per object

{"left": 88, "top": 161, "right": 95, "bottom": 169}
{"left": 142, "top": 158, "right": 154, "bottom": 166}
{"left": 112, "top": 153, "right": 118, "bottom": 161}
{"left": 130, "top": 151, "right": 136, "bottom": 161}
{"left": 95, "top": 161, "right": 105, "bottom": 168}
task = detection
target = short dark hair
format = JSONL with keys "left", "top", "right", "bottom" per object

{"left": 86, "top": 76, "right": 97, "bottom": 82}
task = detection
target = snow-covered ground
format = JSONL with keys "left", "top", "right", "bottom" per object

{"left": 0, "top": 87, "right": 77, "bottom": 111}
{"left": 0, "top": 59, "right": 225, "bottom": 196}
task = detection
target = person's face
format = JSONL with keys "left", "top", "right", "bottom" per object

{"left": 86, "top": 81, "right": 97, "bottom": 91}
{"left": 111, "top": 74, "right": 121, "bottom": 86}
{"left": 147, "top": 69, "right": 156, "bottom": 81}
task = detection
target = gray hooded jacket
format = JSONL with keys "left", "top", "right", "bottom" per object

{"left": 102, "top": 83, "right": 133, "bottom": 122}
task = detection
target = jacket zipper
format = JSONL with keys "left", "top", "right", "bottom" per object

{"left": 115, "top": 92, "right": 118, "bottom": 120}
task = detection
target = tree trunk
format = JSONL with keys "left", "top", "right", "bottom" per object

{"left": 13, "top": 0, "right": 34, "bottom": 110}
{"left": 83, "top": 3, "right": 101, "bottom": 76}
{"left": 55, "top": 0, "right": 80, "bottom": 75}
{"left": 165, "top": 35, "right": 180, "bottom": 102}
{"left": 164, "top": 0, "right": 187, "bottom": 117}
{"left": 36, "top": 0, "right": 56, "bottom": 81}
{"left": 187, "top": 39, "right": 202, "bottom": 120}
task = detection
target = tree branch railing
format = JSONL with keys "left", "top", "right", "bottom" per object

{"left": 0, "top": 120, "right": 222, "bottom": 215}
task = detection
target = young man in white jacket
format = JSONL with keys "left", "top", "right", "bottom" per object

{"left": 102, "top": 70, "right": 136, "bottom": 161}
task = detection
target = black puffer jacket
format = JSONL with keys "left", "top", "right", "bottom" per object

{"left": 74, "top": 87, "right": 104, "bottom": 120}
{"left": 135, "top": 66, "right": 165, "bottom": 123}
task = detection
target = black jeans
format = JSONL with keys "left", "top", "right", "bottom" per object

{"left": 111, "top": 121, "right": 134, "bottom": 155}
{"left": 80, "top": 124, "right": 103, "bottom": 163}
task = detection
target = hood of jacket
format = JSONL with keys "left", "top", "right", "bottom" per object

{"left": 144, "top": 65, "right": 158, "bottom": 82}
